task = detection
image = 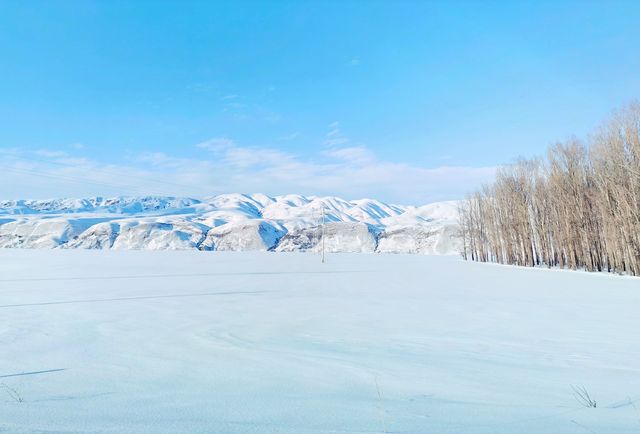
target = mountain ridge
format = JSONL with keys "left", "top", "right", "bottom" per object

{"left": 0, "top": 193, "right": 461, "bottom": 254}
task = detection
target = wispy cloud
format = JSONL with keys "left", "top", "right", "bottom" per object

{"left": 323, "top": 146, "right": 375, "bottom": 165}
{"left": 186, "top": 82, "right": 217, "bottom": 93}
{"left": 218, "top": 96, "right": 280, "bottom": 123}
{"left": 277, "top": 132, "right": 301, "bottom": 141}
{"left": 34, "top": 149, "right": 69, "bottom": 159}
{"left": 196, "top": 137, "right": 235, "bottom": 152}
{"left": 0, "top": 139, "right": 495, "bottom": 204}
{"left": 220, "top": 94, "right": 239, "bottom": 100}
{"left": 222, "top": 102, "right": 246, "bottom": 111}
{"left": 324, "top": 121, "right": 349, "bottom": 146}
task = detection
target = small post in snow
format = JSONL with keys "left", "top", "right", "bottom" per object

{"left": 321, "top": 205, "right": 325, "bottom": 263}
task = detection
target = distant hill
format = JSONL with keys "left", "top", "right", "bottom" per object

{"left": 0, "top": 193, "right": 461, "bottom": 254}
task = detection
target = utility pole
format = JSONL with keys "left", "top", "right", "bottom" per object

{"left": 321, "top": 205, "right": 325, "bottom": 263}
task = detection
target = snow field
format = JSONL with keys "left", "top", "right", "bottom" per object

{"left": 0, "top": 250, "right": 639, "bottom": 433}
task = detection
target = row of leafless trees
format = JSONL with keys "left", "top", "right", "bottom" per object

{"left": 459, "top": 102, "right": 640, "bottom": 275}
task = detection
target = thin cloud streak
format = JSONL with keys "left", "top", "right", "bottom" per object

{"left": 0, "top": 143, "right": 495, "bottom": 204}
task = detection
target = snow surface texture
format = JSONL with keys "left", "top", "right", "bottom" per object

{"left": 0, "top": 250, "right": 638, "bottom": 433}
{"left": 0, "top": 194, "right": 461, "bottom": 254}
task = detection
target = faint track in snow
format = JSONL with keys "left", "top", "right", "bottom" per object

{"left": 198, "top": 329, "right": 389, "bottom": 380}
{"left": 0, "top": 369, "right": 66, "bottom": 379}
{"left": 0, "top": 289, "right": 269, "bottom": 308}
{"left": 0, "top": 269, "right": 370, "bottom": 283}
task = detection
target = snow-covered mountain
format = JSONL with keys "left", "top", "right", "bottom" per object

{"left": 0, "top": 194, "right": 461, "bottom": 254}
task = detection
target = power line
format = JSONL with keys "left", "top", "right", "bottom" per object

{"left": 0, "top": 164, "right": 198, "bottom": 198}
{"left": 3, "top": 153, "right": 198, "bottom": 192}
{"left": 0, "top": 165, "right": 149, "bottom": 193}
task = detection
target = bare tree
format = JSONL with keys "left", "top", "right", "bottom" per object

{"left": 459, "top": 102, "right": 640, "bottom": 276}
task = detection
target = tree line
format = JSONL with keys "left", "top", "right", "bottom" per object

{"left": 459, "top": 102, "right": 640, "bottom": 275}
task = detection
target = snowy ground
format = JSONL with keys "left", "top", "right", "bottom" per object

{"left": 1, "top": 250, "right": 639, "bottom": 433}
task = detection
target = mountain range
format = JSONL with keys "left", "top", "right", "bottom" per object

{"left": 0, "top": 194, "right": 461, "bottom": 254}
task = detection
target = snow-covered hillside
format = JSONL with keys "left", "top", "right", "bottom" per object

{"left": 0, "top": 194, "right": 461, "bottom": 254}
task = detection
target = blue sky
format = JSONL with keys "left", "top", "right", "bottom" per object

{"left": 1, "top": 0, "right": 639, "bottom": 203}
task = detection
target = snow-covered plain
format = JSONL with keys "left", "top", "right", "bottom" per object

{"left": 1, "top": 250, "right": 639, "bottom": 433}
{"left": 0, "top": 194, "right": 461, "bottom": 254}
